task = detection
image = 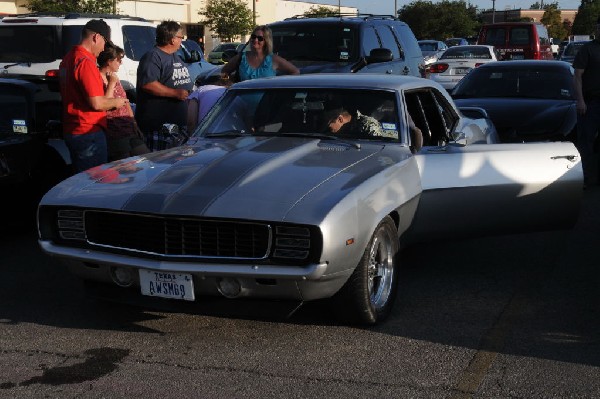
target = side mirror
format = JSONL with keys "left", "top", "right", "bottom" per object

{"left": 458, "top": 106, "right": 489, "bottom": 120}
{"left": 367, "top": 48, "right": 393, "bottom": 64}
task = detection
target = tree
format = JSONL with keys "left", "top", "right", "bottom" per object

{"left": 541, "top": 4, "right": 567, "bottom": 40}
{"left": 303, "top": 5, "right": 338, "bottom": 18}
{"left": 571, "top": 0, "right": 600, "bottom": 35}
{"left": 530, "top": 2, "right": 542, "bottom": 9}
{"left": 199, "top": 0, "right": 254, "bottom": 42}
{"left": 25, "top": 0, "right": 118, "bottom": 13}
{"left": 398, "top": 0, "right": 479, "bottom": 40}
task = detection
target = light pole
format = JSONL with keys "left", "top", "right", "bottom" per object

{"left": 338, "top": 0, "right": 341, "bottom": 14}
{"left": 492, "top": 0, "right": 496, "bottom": 23}
{"left": 395, "top": 0, "right": 397, "bottom": 17}
{"left": 253, "top": 0, "right": 256, "bottom": 26}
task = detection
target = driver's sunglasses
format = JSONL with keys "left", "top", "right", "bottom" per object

{"left": 250, "top": 34, "right": 265, "bottom": 42}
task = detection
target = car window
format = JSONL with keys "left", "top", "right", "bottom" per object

{"left": 271, "top": 25, "right": 358, "bottom": 63}
{"left": 452, "top": 67, "right": 574, "bottom": 99}
{"left": 482, "top": 27, "right": 505, "bottom": 46}
{"left": 404, "top": 89, "right": 455, "bottom": 146}
{"left": 419, "top": 42, "right": 437, "bottom": 51}
{"left": 375, "top": 25, "right": 400, "bottom": 59}
{"left": 0, "top": 26, "right": 61, "bottom": 62}
{"left": 509, "top": 27, "right": 531, "bottom": 45}
{"left": 122, "top": 25, "right": 157, "bottom": 61}
{"left": 196, "top": 88, "right": 400, "bottom": 140}
{"left": 362, "top": 26, "right": 380, "bottom": 56}
{"left": 441, "top": 47, "right": 492, "bottom": 59}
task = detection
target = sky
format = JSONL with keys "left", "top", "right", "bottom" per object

{"left": 313, "top": 0, "right": 581, "bottom": 15}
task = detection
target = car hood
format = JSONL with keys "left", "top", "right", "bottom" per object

{"left": 42, "top": 136, "right": 388, "bottom": 222}
{"left": 296, "top": 62, "right": 353, "bottom": 74}
{"left": 454, "top": 97, "right": 576, "bottom": 140}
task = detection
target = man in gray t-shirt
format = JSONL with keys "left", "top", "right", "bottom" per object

{"left": 136, "top": 20, "right": 193, "bottom": 150}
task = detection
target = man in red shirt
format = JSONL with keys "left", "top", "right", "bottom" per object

{"left": 59, "top": 19, "right": 128, "bottom": 172}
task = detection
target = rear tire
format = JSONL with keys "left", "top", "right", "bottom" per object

{"left": 331, "top": 216, "right": 400, "bottom": 325}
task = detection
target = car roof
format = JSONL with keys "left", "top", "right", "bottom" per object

{"left": 271, "top": 15, "right": 408, "bottom": 28}
{"left": 444, "top": 45, "right": 494, "bottom": 50}
{"left": 230, "top": 73, "right": 433, "bottom": 91}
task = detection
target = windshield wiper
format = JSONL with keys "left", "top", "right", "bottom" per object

{"left": 204, "top": 130, "right": 252, "bottom": 138}
{"left": 3, "top": 62, "right": 32, "bottom": 69}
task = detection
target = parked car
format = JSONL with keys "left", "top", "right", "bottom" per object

{"left": 476, "top": 22, "right": 554, "bottom": 60}
{"left": 0, "top": 78, "right": 70, "bottom": 214}
{"left": 177, "top": 39, "right": 218, "bottom": 88}
{"left": 37, "top": 74, "right": 583, "bottom": 325}
{"left": 452, "top": 60, "right": 577, "bottom": 142}
{"left": 268, "top": 15, "right": 424, "bottom": 77}
{"left": 427, "top": 45, "right": 498, "bottom": 90}
{"left": 558, "top": 41, "right": 590, "bottom": 65}
{"left": 207, "top": 42, "right": 243, "bottom": 64}
{"left": 418, "top": 40, "right": 448, "bottom": 65}
{"left": 445, "top": 37, "right": 468, "bottom": 47}
{"left": 0, "top": 13, "right": 157, "bottom": 102}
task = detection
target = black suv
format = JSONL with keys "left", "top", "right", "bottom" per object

{"left": 0, "top": 78, "right": 70, "bottom": 214}
{"left": 268, "top": 15, "right": 424, "bottom": 77}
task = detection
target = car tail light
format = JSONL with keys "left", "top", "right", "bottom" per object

{"left": 428, "top": 63, "right": 449, "bottom": 73}
{"left": 533, "top": 51, "right": 541, "bottom": 59}
{"left": 45, "top": 69, "right": 59, "bottom": 78}
{"left": 474, "top": 63, "right": 484, "bottom": 68}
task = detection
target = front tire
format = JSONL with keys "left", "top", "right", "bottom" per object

{"left": 331, "top": 216, "right": 400, "bottom": 325}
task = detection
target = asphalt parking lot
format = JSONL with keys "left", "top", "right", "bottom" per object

{"left": 0, "top": 187, "right": 598, "bottom": 398}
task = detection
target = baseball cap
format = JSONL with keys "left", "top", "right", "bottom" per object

{"left": 84, "top": 19, "right": 111, "bottom": 42}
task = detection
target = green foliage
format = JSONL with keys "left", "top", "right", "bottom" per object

{"left": 199, "top": 0, "right": 254, "bottom": 42}
{"left": 303, "top": 6, "right": 338, "bottom": 18}
{"left": 530, "top": 2, "right": 542, "bottom": 9}
{"left": 571, "top": 0, "right": 600, "bottom": 35}
{"left": 541, "top": 4, "right": 568, "bottom": 39}
{"left": 25, "top": 0, "right": 117, "bottom": 13}
{"left": 398, "top": 0, "right": 479, "bottom": 40}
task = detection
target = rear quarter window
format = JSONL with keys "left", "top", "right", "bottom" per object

{"left": 481, "top": 27, "right": 506, "bottom": 46}
{"left": 375, "top": 25, "right": 401, "bottom": 59}
{"left": 362, "top": 26, "right": 381, "bottom": 56}
{"left": 122, "top": 25, "right": 156, "bottom": 61}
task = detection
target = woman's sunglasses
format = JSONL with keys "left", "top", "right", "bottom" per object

{"left": 250, "top": 34, "right": 265, "bottom": 42}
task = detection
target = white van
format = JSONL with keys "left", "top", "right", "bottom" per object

{"left": 0, "top": 13, "right": 157, "bottom": 100}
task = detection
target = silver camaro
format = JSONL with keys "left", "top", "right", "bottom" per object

{"left": 37, "top": 74, "right": 583, "bottom": 325}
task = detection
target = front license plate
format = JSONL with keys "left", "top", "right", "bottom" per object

{"left": 139, "top": 270, "right": 195, "bottom": 301}
{"left": 455, "top": 67, "right": 470, "bottom": 75}
{"left": 512, "top": 54, "right": 524, "bottom": 60}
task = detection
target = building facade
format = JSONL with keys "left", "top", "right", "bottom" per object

{"left": 0, "top": 0, "right": 358, "bottom": 53}
{"left": 479, "top": 8, "right": 577, "bottom": 25}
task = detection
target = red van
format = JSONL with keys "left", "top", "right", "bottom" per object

{"left": 477, "top": 22, "right": 554, "bottom": 61}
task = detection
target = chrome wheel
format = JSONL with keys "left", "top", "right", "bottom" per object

{"left": 367, "top": 226, "right": 395, "bottom": 311}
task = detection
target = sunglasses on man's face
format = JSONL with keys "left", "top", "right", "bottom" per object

{"left": 250, "top": 34, "right": 265, "bottom": 42}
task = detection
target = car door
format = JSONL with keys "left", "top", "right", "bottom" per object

{"left": 403, "top": 87, "right": 582, "bottom": 243}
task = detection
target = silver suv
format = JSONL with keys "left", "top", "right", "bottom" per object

{"left": 0, "top": 13, "right": 156, "bottom": 99}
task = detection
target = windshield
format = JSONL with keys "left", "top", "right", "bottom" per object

{"left": 563, "top": 42, "right": 587, "bottom": 57}
{"left": 194, "top": 88, "right": 400, "bottom": 141}
{"left": 419, "top": 42, "right": 439, "bottom": 52}
{"left": 0, "top": 26, "right": 63, "bottom": 63}
{"left": 453, "top": 67, "right": 574, "bottom": 99}
{"left": 271, "top": 25, "right": 359, "bottom": 64}
{"left": 213, "top": 43, "right": 239, "bottom": 53}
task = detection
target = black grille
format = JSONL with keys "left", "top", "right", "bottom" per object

{"left": 84, "top": 211, "right": 271, "bottom": 259}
